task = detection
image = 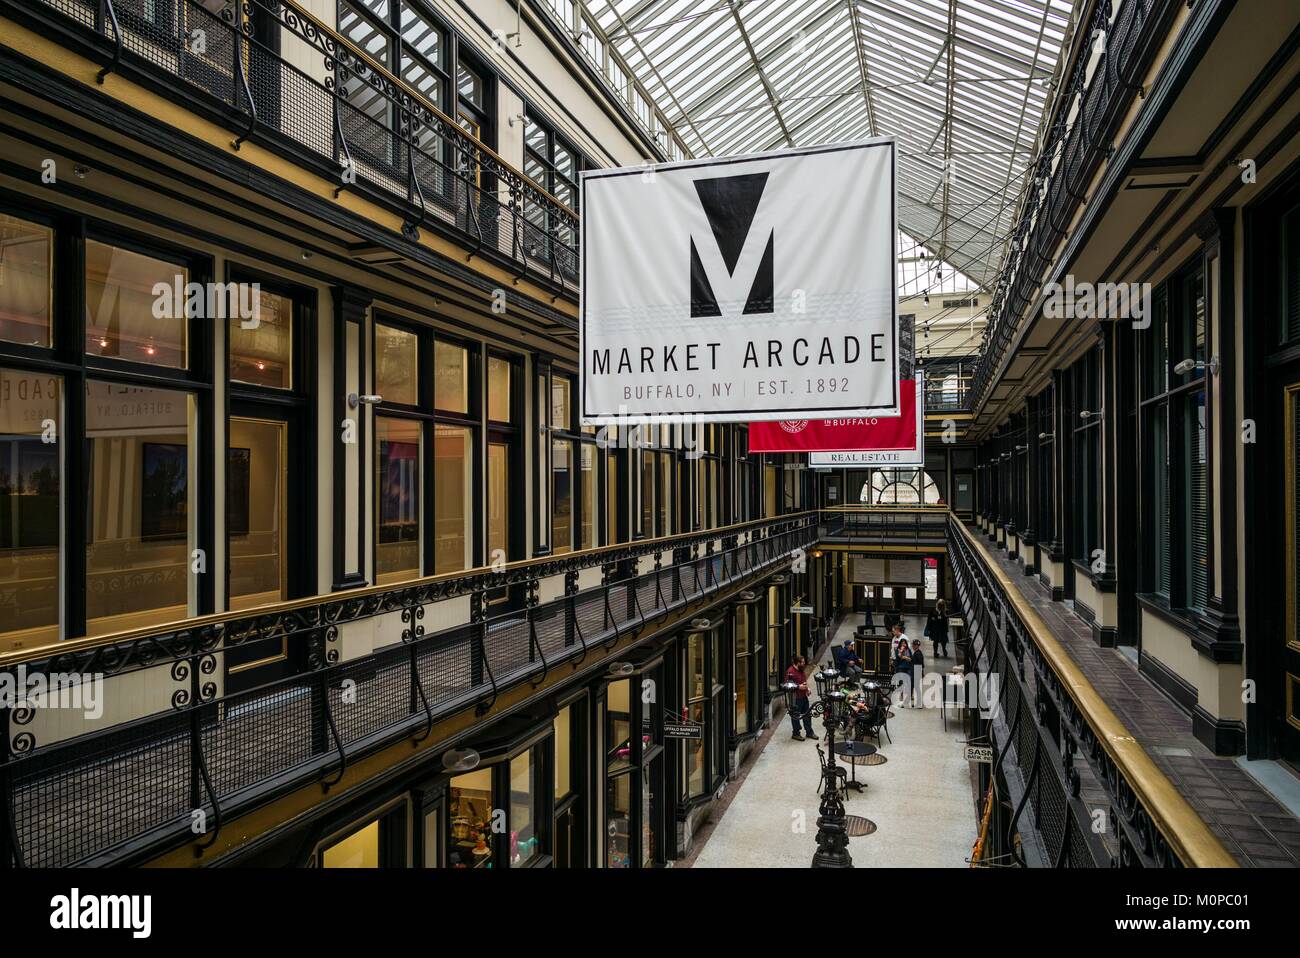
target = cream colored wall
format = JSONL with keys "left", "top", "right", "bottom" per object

{"left": 1141, "top": 609, "right": 1244, "bottom": 722}
{"left": 430, "top": 0, "right": 651, "bottom": 169}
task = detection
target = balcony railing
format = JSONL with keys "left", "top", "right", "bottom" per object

{"left": 12, "top": 0, "right": 579, "bottom": 288}
{"left": 820, "top": 506, "right": 949, "bottom": 545}
{"left": 0, "top": 512, "right": 816, "bottom": 867}
{"left": 971, "top": 0, "right": 1172, "bottom": 408}
{"left": 946, "top": 515, "right": 1235, "bottom": 868}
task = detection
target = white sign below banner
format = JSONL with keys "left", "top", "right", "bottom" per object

{"left": 580, "top": 140, "right": 898, "bottom": 424}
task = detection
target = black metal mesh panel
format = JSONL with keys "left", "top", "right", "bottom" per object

{"left": 203, "top": 682, "right": 321, "bottom": 797}
{"left": 532, "top": 603, "right": 568, "bottom": 661}
{"left": 416, "top": 626, "right": 475, "bottom": 705}
{"left": 483, "top": 616, "right": 531, "bottom": 684}
{"left": 328, "top": 647, "right": 412, "bottom": 745}
{"left": 11, "top": 711, "right": 190, "bottom": 867}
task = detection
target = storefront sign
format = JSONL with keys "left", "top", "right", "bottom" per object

{"left": 662, "top": 721, "right": 704, "bottom": 740}
{"left": 964, "top": 745, "right": 993, "bottom": 763}
{"left": 751, "top": 374, "right": 923, "bottom": 453}
{"left": 581, "top": 140, "right": 898, "bottom": 424}
{"left": 791, "top": 604, "right": 813, "bottom": 614}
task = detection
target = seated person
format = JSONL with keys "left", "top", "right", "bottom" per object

{"left": 832, "top": 638, "right": 864, "bottom": 681}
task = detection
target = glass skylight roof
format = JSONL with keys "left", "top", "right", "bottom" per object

{"left": 581, "top": 0, "right": 1078, "bottom": 291}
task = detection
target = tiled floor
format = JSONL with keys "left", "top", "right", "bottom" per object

{"left": 690, "top": 615, "right": 978, "bottom": 868}
{"left": 983, "top": 538, "right": 1300, "bottom": 867}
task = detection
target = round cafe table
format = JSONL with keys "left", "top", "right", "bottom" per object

{"left": 832, "top": 741, "right": 877, "bottom": 792}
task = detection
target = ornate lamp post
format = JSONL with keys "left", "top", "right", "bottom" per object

{"left": 811, "top": 688, "right": 853, "bottom": 868}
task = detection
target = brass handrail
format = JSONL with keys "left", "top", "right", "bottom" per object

{"left": 0, "top": 510, "right": 818, "bottom": 669}
{"left": 950, "top": 516, "right": 1237, "bottom": 868}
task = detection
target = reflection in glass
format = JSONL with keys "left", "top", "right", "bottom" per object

{"left": 0, "top": 369, "right": 61, "bottom": 650}
{"left": 488, "top": 356, "right": 512, "bottom": 422}
{"left": 229, "top": 290, "right": 292, "bottom": 389}
{"left": 376, "top": 417, "right": 421, "bottom": 584}
{"left": 433, "top": 424, "right": 471, "bottom": 573}
{"left": 554, "top": 705, "right": 572, "bottom": 800}
{"left": 228, "top": 417, "right": 285, "bottom": 611}
{"left": 0, "top": 214, "right": 52, "bottom": 347}
{"left": 375, "top": 323, "right": 418, "bottom": 406}
{"left": 580, "top": 444, "right": 597, "bottom": 550}
{"left": 85, "top": 382, "right": 194, "bottom": 636}
{"left": 85, "top": 240, "right": 187, "bottom": 368}
{"left": 434, "top": 340, "right": 469, "bottom": 413}
{"left": 510, "top": 747, "right": 541, "bottom": 866}
{"left": 321, "top": 821, "right": 379, "bottom": 868}
{"left": 488, "top": 441, "right": 509, "bottom": 560}
{"left": 552, "top": 438, "right": 572, "bottom": 554}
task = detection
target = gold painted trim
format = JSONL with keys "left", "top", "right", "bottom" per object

{"left": 952, "top": 518, "right": 1237, "bottom": 868}
{"left": 1287, "top": 385, "right": 1300, "bottom": 654}
{"left": 1287, "top": 673, "right": 1300, "bottom": 732}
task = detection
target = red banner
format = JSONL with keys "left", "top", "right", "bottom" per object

{"left": 748, "top": 378, "right": 918, "bottom": 452}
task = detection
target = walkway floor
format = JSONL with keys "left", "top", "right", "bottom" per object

{"left": 691, "top": 614, "right": 978, "bottom": 868}
{"left": 983, "top": 536, "right": 1300, "bottom": 867}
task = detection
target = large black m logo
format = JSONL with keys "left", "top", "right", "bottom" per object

{"left": 690, "top": 172, "right": 774, "bottom": 318}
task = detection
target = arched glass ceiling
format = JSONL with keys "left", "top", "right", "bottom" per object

{"left": 581, "top": 0, "right": 1079, "bottom": 291}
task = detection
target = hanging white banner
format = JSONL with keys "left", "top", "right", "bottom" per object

{"left": 580, "top": 140, "right": 898, "bottom": 424}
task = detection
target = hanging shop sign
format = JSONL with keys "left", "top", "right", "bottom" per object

{"left": 791, "top": 604, "right": 814, "bottom": 614}
{"left": 662, "top": 720, "right": 704, "bottom": 740}
{"left": 964, "top": 745, "right": 994, "bottom": 764}
{"left": 750, "top": 374, "right": 923, "bottom": 454}
{"left": 580, "top": 140, "right": 898, "bottom": 424}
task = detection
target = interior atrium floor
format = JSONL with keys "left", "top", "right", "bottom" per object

{"left": 690, "top": 616, "right": 978, "bottom": 869}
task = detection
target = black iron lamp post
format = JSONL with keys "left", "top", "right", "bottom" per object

{"left": 812, "top": 688, "right": 854, "bottom": 868}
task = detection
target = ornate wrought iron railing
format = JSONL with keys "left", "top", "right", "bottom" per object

{"left": 12, "top": 0, "right": 579, "bottom": 289}
{"left": 0, "top": 512, "right": 816, "bottom": 868}
{"left": 971, "top": 0, "right": 1172, "bottom": 409}
{"left": 947, "top": 515, "right": 1236, "bottom": 867}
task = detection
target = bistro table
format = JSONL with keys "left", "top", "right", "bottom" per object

{"left": 832, "top": 741, "right": 878, "bottom": 791}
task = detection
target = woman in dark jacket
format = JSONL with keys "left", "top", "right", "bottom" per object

{"left": 891, "top": 635, "right": 913, "bottom": 707}
{"left": 925, "top": 599, "right": 951, "bottom": 659}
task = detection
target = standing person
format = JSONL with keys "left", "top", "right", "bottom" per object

{"left": 910, "top": 639, "right": 925, "bottom": 707}
{"left": 926, "top": 599, "right": 951, "bottom": 659}
{"left": 785, "top": 655, "right": 815, "bottom": 741}
{"left": 890, "top": 625, "right": 912, "bottom": 707}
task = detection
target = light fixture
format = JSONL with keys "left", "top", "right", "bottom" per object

{"left": 1174, "top": 356, "right": 1220, "bottom": 376}
{"left": 98, "top": 337, "right": 109, "bottom": 349}
{"left": 690, "top": 617, "right": 712, "bottom": 631}
{"left": 441, "top": 748, "right": 480, "bottom": 772}
{"left": 300, "top": 250, "right": 313, "bottom": 260}
{"left": 606, "top": 660, "right": 634, "bottom": 676}
{"left": 507, "top": 113, "right": 533, "bottom": 128}
{"left": 73, "top": 165, "right": 89, "bottom": 179}
{"left": 348, "top": 393, "right": 383, "bottom": 408}
{"left": 923, "top": 292, "right": 930, "bottom": 306}
{"left": 1038, "top": 431, "right": 1054, "bottom": 440}
{"left": 1079, "top": 409, "right": 1102, "bottom": 420}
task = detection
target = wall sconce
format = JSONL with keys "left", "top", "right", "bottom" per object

{"left": 442, "top": 748, "right": 480, "bottom": 772}
{"left": 606, "top": 661, "right": 635, "bottom": 676}
{"left": 1038, "top": 432, "right": 1054, "bottom": 440}
{"left": 348, "top": 393, "right": 383, "bottom": 408}
{"left": 1015, "top": 444, "right": 1028, "bottom": 452}
{"left": 1079, "top": 409, "right": 1102, "bottom": 420}
{"left": 507, "top": 113, "right": 533, "bottom": 128}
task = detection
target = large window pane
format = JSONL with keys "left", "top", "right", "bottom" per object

{"left": 85, "top": 382, "right": 195, "bottom": 636}
{"left": 85, "top": 240, "right": 187, "bottom": 369}
{"left": 229, "top": 290, "right": 292, "bottom": 389}
{"left": 0, "top": 214, "right": 52, "bottom": 348}
{"left": 434, "top": 340, "right": 468, "bottom": 413}
{"left": 228, "top": 417, "right": 285, "bottom": 611}
{"left": 580, "top": 443, "right": 597, "bottom": 550}
{"left": 552, "top": 438, "right": 572, "bottom": 554}
{"left": 1184, "top": 389, "right": 1208, "bottom": 610}
{"left": 554, "top": 705, "right": 572, "bottom": 800}
{"left": 488, "top": 441, "right": 509, "bottom": 560}
{"left": 433, "top": 424, "right": 472, "bottom": 573}
{"left": 488, "top": 356, "right": 512, "bottom": 423}
{"left": 509, "top": 747, "right": 542, "bottom": 866}
{"left": 376, "top": 417, "right": 421, "bottom": 584}
{"left": 0, "top": 369, "right": 61, "bottom": 650}
{"left": 448, "top": 768, "right": 494, "bottom": 868}
{"left": 375, "top": 323, "right": 418, "bottom": 406}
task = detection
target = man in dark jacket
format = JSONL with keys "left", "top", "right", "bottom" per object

{"left": 833, "top": 638, "right": 864, "bottom": 682}
{"left": 785, "top": 656, "right": 815, "bottom": 741}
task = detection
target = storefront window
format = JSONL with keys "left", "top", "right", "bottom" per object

{"left": 552, "top": 437, "right": 572, "bottom": 554}
{"left": 488, "top": 441, "right": 509, "bottom": 560}
{"left": 434, "top": 423, "right": 472, "bottom": 573}
{"left": 734, "top": 605, "right": 752, "bottom": 735}
{"left": 85, "top": 382, "right": 195, "bottom": 636}
{"left": 0, "top": 213, "right": 52, "bottom": 348}
{"left": 554, "top": 705, "right": 572, "bottom": 800}
{"left": 375, "top": 322, "right": 418, "bottom": 405}
{"left": 376, "top": 417, "right": 421, "bottom": 584}
{"left": 0, "top": 369, "right": 61, "bottom": 650}
{"left": 580, "top": 444, "right": 597, "bottom": 550}
{"left": 321, "top": 821, "right": 379, "bottom": 868}
{"left": 448, "top": 769, "right": 495, "bottom": 868}
{"left": 488, "top": 355, "right": 512, "bottom": 423}
{"left": 85, "top": 240, "right": 188, "bottom": 369}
